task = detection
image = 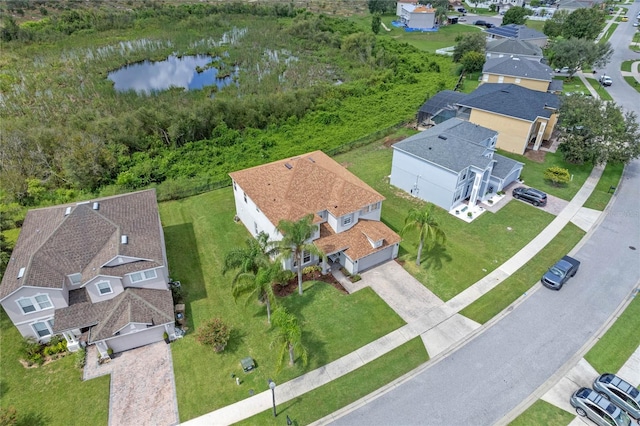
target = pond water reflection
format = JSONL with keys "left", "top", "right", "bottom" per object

{"left": 108, "top": 55, "right": 236, "bottom": 94}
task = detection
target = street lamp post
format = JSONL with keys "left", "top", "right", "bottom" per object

{"left": 268, "top": 379, "right": 277, "bottom": 417}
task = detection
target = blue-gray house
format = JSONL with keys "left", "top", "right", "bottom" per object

{"left": 390, "top": 118, "right": 524, "bottom": 211}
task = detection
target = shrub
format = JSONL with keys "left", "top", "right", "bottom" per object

{"left": 196, "top": 318, "right": 231, "bottom": 353}
{"left": 467, "top": 212, "right": 473, "bottom": 218}
{"left": 351, "top": 274, "right": 362, "bottom": 282}
{"left": 544, "top": 166, "right": 571, "bottom": 186}
{"left": 302, "top": 265, "right": 321, "bottom": 275}
{"left": 75, "top": 347, "right": 87, "bottom": 369}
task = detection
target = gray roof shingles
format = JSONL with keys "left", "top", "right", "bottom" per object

{"left": 483, "top": 56, "right": 553, "bottom": 81}
{"left": 457, "top": 83, "right": 559, "bottom": 122}
{"left": 492, "top": 154, "right": 523, "bottom": 179}
{"left": 486, "top": 39, "right": 543, "bottom": 58}
{"left": 486, "top": 24, "right": 547, "bottom": 41}
{"left": 393, "top": 118, "right": 497, "bottom": 172}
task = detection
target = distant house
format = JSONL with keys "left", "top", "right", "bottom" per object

{"left": 485, "top": 24, "right": 548, "bottom": 47}
{"left": 417, "top": 90, "right": 466, "bottom": 127}
{"left": 486, "top": 38, "right": 544, "bottom": 62}
{"left": 396, "top": 2, "right": 437, "bottom": 30}
{"left": 390, "top": 118, "right": 523, "bottom": 211}
{"left": 229, "top": 151, "right": 401, "bottom": 275}
{"left": 0, "top": 190, "right": 175, "bottom": 359}
{"left": 456, "top": 83, "right": 560, "bottom": 154}
{"left": 481, "top": 56, "right": 555, "bottom": 92}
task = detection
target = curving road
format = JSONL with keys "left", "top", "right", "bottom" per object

{"left": 331, "top": 6, "right": 640, "bottom": 425}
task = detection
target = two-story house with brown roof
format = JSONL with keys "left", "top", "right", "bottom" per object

{"left": 229, "top": 151, "right": 401, "bottom": 275}
{"left": 0, "top": 189, "right": 175, "bottom": 358}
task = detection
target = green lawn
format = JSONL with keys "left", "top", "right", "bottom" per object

{"left": 460, "top": 223, "right": 585, "bottom": 324}
{"left": 624, "top": 76, "right": 640, "bottom": 93}
{"left": 510, "top": 399, "right": 575, "bottom": 426}
{"left": 0, "top": 309, "right": 110, "bottom": 425}
{"left": 525, "top": 20, "right": 545, "bottom": 33}
{"left": 334, "top": 141, "right": 557, "bottom": 301}
{"left": 159, "top": 189, "right": 406, "bottom": 421}
{"left": 380, "top": 16, "right": 481, "bottom": 51}
{"left": 582, "top": 162, "right": 625, "bottom": 210}
{"left": 599, "top": 23, "right": 618, "bottom": 43}
{"left": 237, "top": 337, "right": 429, "bottom": 425}
{"left": 584, "top": 77, "right": 614, "bottom": 101}
{"left": 460, "top": 71, "right": 482, "bottom": 93}
{"left": 559, "top": 77, "right": 591, "bottom": 96}
{"left": 585, "top": 294, "right": 640, "bottom": 373}
{"left": 498, "top": 151, "right": 593, "bottom": 201}
{"left": 621, "top": 60, "right": 633, "bottom": 72}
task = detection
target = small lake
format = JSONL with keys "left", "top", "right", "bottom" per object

{"left": 108, "top": 55, "right": 237, "bottom": 95}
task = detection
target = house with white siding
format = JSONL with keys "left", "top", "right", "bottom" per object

{"left": 0, "top": 189, "right": 175, "bottom": 359}
{"left": 229, "top": 151, "right": 401, "bottom": 275}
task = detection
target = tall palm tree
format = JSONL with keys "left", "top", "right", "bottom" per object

{"left": 223, "top": 231, "right": 272, "bottom": 282}
{"left": 276, "top": 214, "right": 323, "bottom": 295}
{"left": 270, "top": 307, "right": 308, "bottom": 370}
{"left": 401, "top": 204, "right": 446, "bottom": 267}
{"left": 233, "top": 263, "right": 288, "bottom": 324}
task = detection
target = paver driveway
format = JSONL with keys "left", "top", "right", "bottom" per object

{"left": 84, "top": 341, "right": 179, "bottom": 426}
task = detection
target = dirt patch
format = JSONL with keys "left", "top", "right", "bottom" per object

{"left": 274, "top": 270, "right": 347, "bottom": 297}
{"left": 383, "top": 135, "right": 407, "bottom": 148}
{"left": 524, "top": 150, "right": 547, "bottom": 163}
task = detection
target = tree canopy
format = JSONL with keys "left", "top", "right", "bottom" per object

{"left": 276, "top": 215, "right": 323, "bottom": 295}
{"left": 453, "top": 32, "right": 486, "bottom": 63}
{"left": 460, "top": 51, "right": 486, "bottom": 73}
{"left": 548, "top": 38, "right": 612, "bottom": 77}
{"left": 502, "top": 7, "right": 532, "bottom": 25}
{"left": 367, "top": 0, "right": 395, "bottom": 14}
{"left": 562, "top": 7, "right": 605, "bottom": 40}
{"left": 558, "top": 95, "right": 640, "bottom": 165}
{"left": 543, "top": 9, "right": 569, "bottom": 38}
{"left": 401, "top": 204, "right": 446, "bottom": 266}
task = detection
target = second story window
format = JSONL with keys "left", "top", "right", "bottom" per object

{"left": 96, "top": 281, "right": 113, "bottom": 295}
{"left": 343, "top": 215, "right": 352, "bottom": 226}
{"left": 130, "top": 269, "right": 157, "bottom": 283}
{"left": 17, "top": 294, "right": 53, "bottom": 314}
{"left": 243, "top": 192, "right": 247, "bottom": 203}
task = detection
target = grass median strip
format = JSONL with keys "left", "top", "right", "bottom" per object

{"left": 509, "top": 399, "right": 575, "bottom": 426}
{"left": 582, "top": 162, "right": 624, "bottom": 211}
{"left": 460, "top": 223, "right": 585, "bottom": 324}
{"left": 623, "top": 76, "right": 640, "bottom": 94}
{"left": 585, "top": 294, "right": 640, "bottom": 373}
{"left": 236, "top": 337, "right": 429, "bottom": 426}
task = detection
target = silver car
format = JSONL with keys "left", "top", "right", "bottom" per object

{"left": 593, "top": 373, "right": 640, "bottom": 423}
{"left": 570, "top": 387, "right": 631, "bottom": 426}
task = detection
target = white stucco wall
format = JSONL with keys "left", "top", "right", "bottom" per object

{"left": 232, "top": 181, "right": 279, "bottom": 240}
{"left": 1, "top": 286, "right": 65, "bottom": 332}
{"left": 85, "top": 276, "right": 125, "bottom": 303}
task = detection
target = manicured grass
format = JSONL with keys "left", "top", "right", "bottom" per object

{"left": 460, "top": 223, "right": 585, "bottom": 324}
{"left": 0, "top": 309, "right": 110, "bottom": 425}
{"left": 621, "top": 60, "right": 633, "bottom": 72}
{"left": 498, "top": 151, "right": 593, "bottom": 201}
{"left": 599, "top": 23, "right": 618, "bottom": 43}
{"left": 460, "top": 71, "right": 482, "bottom": 93}
{"left": 510, "top": 399, "right": 575, "bottom": 426}
{"left": 584, "top": 77, "right": 614, "bottom": 101}
{"left": 624, "top": 76, "right": 640, "bottom": 93}
{"left": 525, "top": 20, "right": 546, "bottom": 33}
{"left": 237, "top": 337, "right": 429, "bottom": 425}
{"left": 380, "top": 16, "right": 481, "bottom": 51}
{"left": 582, "top": 162, "right": 625, "bottom": 211}
{"left": 585, "top": 294, "right": 640, "bottom": 373}
{"left": 559, "top": 76, "right": 591, "bottom": 95}
{"left": 160, "top": 189, "right": 406, "bottom": 421}
{"left": 335, "top": 142, "right": 557, "bottom": 301}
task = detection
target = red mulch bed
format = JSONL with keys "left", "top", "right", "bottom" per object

{"left": 274, "top": 270, "right": 348, "bottom": 297}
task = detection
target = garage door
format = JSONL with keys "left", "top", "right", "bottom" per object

{"left": 107, "top": 326, "right": 165, "bottom": 353}
{"left": 356, "top": 246, "right": 394, "bottom": 273}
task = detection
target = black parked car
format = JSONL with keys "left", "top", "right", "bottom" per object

{"left": 473, "top": 20, "right": 487, "bottom": 26}
{"left": 541, "top": 255, "right": 580, "bottom": 290}
{"left": 512, "top": 187, "right": 548, "bottom": 207}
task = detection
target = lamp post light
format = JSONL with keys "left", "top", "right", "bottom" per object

{"left": 268, "top": 379, "right": 277, "bottom": 417}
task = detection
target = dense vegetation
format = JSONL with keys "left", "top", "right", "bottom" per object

{"left": 0, "top": 2, "right": 457, "bottom": 210}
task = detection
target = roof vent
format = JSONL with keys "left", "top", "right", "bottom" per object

{"left": 438, "top": 135, "right": 447, "bottom": 140}
{"left": 308, "top": 157, "right": 315, "bottom": 163}
{"left": 64, "top": 207, "right": 72, "bottom": 216}
{"left": 92, "top": 202, "right": 99, "bottom": 210}
{"left": 17, "top": 267, "right": 25, "bottom": 279}
{"left": 121, "top": 235, "right": 128, "bottom": 245}
{"left": 284, "top": 163, "right": 293, "bottom": 170}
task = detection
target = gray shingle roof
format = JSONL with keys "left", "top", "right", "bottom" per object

{"left": 1, "top": 189, "right": 164, "bottom": 300}
{"left": 486, "top": 24, "right": 547, "bottom": 41}
{"left": 486, "top": 39, "right": 543, "bottom": 58}
{"left": 418, "top": 90, "right": 466, "bottom": 116}
{"left": 457, "top": 83, "right": 559, "bottom": 122}
{"left": 392, "top": 118, "right": 497, "bottom": 172}
{"left": 492, "top": 154, "right": 523, "bottom": 179}
{"left": 483, "top": 56, "right": 553, "bottom": 81}
{"left": 53, "top": 288, "right": 174, "bottom": 341}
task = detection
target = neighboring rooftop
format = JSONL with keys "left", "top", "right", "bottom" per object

{"left": 483, "top": 56, "right": 553, "bottom": 81}
{"left": 457, "top": 83, "right": 560, "bottom": 121}
{"left": 486, "top": 38, "right": 543, "bottom": 59}
{"left": 418, "top": 90, "right": 466, "bottom": 117}
{"left": 229, "top": 151, "right": 385, "bottom": 225}
{"left": 486, "top": 24, "right": 547, "bottom": 41}
{"left": 392, "top": 118, "right": 497, "bottom": 173}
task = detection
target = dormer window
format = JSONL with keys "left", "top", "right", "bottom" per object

{"left": 130, "top": 269, "right": 157, "bottom": 283}
{"left": 68, "top": 273, "right": 82, "bottom": 286}
{"left": 342, "top": 215, "right": 353, "bottom": 226}
{"left": 96, "top": 281, "right": 113, "bottom": 295}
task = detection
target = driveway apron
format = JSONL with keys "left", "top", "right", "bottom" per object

{"left": 84, "top": 341, "right": 179, "bottom": 426}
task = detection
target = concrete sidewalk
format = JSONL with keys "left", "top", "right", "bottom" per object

{"left": 183, "top": 165, "right": 607, "bottom": 425}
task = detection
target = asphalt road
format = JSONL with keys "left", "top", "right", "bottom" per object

{"left": 331, "top": 8, "right": 640, "bottom": 426}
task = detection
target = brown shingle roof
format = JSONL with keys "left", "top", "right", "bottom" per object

{"left": 53, "top": 288, "right": 173, "bottom": 341}
{"left": 229, "top": 151, "right": 384, "bottom": 226}
{"left": 315, "top": 220, "right": 401, "bottom": 261}
{"left": 1, "top": 189, "right": 164, "bottom": 300}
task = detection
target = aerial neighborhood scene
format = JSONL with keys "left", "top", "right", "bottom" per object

{"left": 1, "top": 0, "right": 640, "bottom": 425}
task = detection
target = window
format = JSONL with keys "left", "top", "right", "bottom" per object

{"left": 243, "top": 192, "right": 247, "bottom": 203}
{"left": 17, "top": 294, "right": 53, "bottom": 314}
{"left": 482, "top": 74, "right": 489, "bottom": 82}
{"left": 96, "top": 281, "right": 113, "bottom": 295}
{"left": 233, "top": 180, "right": 237, "bottom": 191}
{"left": 32, "top": 319, "right": 54, "bottom": 338}
{"left": 303, "top": 251, "right": 311, "bottom": 264}
{"left": 342, "top": 215, "right": 352, "bottom": 226}
{"left": 515, "top": 78, "right": 521, "bottom": 83}
{"left": 130, "top": 269, "right": 157, "bottom": 283}
{"left": 254, "top": 222, "right": 259, "bottom": 234}
{"left": 68, "top": 273, "right": 82, "bottom": 285}
{"left": 498, "top": 75, "right": 504, "bottom": 83}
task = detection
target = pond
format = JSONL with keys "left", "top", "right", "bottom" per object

{"left": 107, "top": 55, "right": 237, "bottom": 95}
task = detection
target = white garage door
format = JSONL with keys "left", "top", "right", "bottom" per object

{"left": 356, "top": 246, "right": 394, "bottom": 273}
{"left": 107, "top": 326, "right": 165, "bottom": 353}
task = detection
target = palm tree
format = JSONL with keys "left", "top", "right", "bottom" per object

{"left": 233, "top": 263, "right": 288, "bottom": 324}
{"left": 401, "top": 204, "right": 446, "bottom": 267}
{"left": 223, "top": 231, "right": 272, "bottom": 282}
{"left": 270, "top": 307, "right": 308, "bottom": 370}
{"left": 276, "top": 214, "right": 323, "bottom": 295}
